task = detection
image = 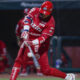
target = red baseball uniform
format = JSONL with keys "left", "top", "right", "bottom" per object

{"left": 0, "top": 40, "right": 8, "bottom": 73}
{"left": 15, "top": 18, "right": 24, "bottom": 46}
{"left": 15, "top": 18, "right": 34, "bottom": 73}
{"left": 0, "top": 40, "right": 7, "bottom": 56}
{"left": 10, "top": 7, "right": 66, "bottom": 80}
{"left": 15, "top": 18, "right": 24, "bottom": 37}
{"left": 22, "top": 7, "right": 66, "bottom": 77}
{"left": 15, "top": 8, "right": 30, "bottom": 37}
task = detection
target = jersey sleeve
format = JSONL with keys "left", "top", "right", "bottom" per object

{"left": 23, "top": 8, "right": 39, "bottom": 31}
{"left": 28, "top": 8, "right": 39, "bottom": 18}
{"left": 39, "top": 24, "right": 55, "bottom": 43}
{"left": 24, "top": 8, "right": 38, "bottom": 24}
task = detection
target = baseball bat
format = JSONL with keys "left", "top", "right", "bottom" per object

{"left": 17, "top": 42, "right": 25, "bottom": 58}
{"left": 24, "top": 41, "right": 40, "bottom": 69}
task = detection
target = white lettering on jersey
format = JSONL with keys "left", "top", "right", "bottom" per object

{"left": 31, "top": 23, "right": 42, "bottom": 32}
{"left": 39, "top": 23, "right": 45, "bottom": 27}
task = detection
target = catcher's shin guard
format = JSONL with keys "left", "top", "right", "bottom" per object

{"left": 10, "top": 67, "right": 20, "bottom": 80}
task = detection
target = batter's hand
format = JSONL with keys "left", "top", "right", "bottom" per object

{"left": 21, "top": 31, "right": 29, "bottom": 41}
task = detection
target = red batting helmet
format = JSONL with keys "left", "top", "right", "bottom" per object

{"left": 39, "top": 1, "right": 53, "bottom": 15}
{"left": 24, "top": 8, "right": 30, "bottom": 14}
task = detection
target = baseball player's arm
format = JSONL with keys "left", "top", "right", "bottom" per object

{"left": 22, "top": 8, "right": 39, "bottom": 38}
{"left": 32, "top": 25, "right": 55, "bottom": 45}
{"left": 23, "top": 8, "right": 39, "bottom": 26}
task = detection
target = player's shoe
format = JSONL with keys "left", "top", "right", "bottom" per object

{"left": 64, "top": 73, "right": 75, "bottom": 80}
{"left": 36, "top": 69, "right": 43, "bottom": 76}
{"left": 36, "top": 72, "right": 43, "bottom": 76}
{"left": 19, "top": 68, "right": 28, "bottom": 76}
{"left": 19, "top": 72, "right": 28, "bottom": 76}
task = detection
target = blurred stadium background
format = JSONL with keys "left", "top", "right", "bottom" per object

{"left": 0, "top": 0, "right": 80, "bottom": 80}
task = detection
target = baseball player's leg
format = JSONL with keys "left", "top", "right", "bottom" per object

{"left": 36, "top": 67, "right": 43, "bottom": 76}
{"left": 19, "top": 58, "right": 33, "bottom": 76}
{"left": 39, "top": 52, "right": 75, "bottom": 80}
{"left": 10, "top": 47, "right": 28, "bottom": 80}
{"left": 0, "top": 60, "right": 5, "bottom": 73}
{"left": 10, "top": 58, "right": 22, "bottom": 80}
{"left": 39, "top": 51, "right": 66, "bottom": 79}
{"left": 19, "top": 63, "right": 28, "bottom": 76}
{"left": 19, "top": 47, "right": 34, "bottom": 76}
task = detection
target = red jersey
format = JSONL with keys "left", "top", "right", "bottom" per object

{"left": 0, "top": 40, "right": 7, "bottom": 56}
{"left": 24, "top": 8, "right": 55, "bottom": 45}
{"left": 15, "top": 18, "right": 24, "bottom": 37}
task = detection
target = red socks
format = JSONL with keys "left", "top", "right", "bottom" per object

{"left": 10, "top": 67, "right": 20, "bottom": 80}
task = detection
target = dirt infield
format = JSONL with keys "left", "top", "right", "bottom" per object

{"left": 0, "top": 73, "right": 55, "bottom": 79}
{"left": 0, "top": 73, "right": 80, "bottom": 79}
